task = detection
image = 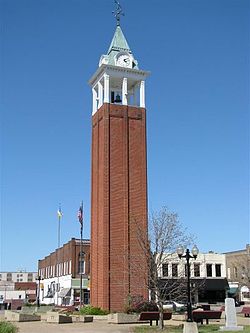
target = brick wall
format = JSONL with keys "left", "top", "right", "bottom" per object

{"left": 38, "top": 238, "right": 90, "bottom": 279}
{"left": 91, "top": 103, "right": 148, "bottom": 312}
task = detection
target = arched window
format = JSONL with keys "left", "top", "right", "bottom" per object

{"left": 78, "top": 251, "right": 85, "bottom": 274}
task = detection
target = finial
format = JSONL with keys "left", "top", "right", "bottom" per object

{"left": 112, "top": 0, "right": 124, "bottom": 26}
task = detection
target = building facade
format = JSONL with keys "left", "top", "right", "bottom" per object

{"left": 38, "top": 238, "right": 90, "bottom": 306}
{"left": 0, "top": 271, "right": 37, "bottom": 283}
{"left": 225, "top": 244, "right": 250, "bottom": 303}
{"left": 158, "top": 251, "right": 229, "bottom": 303}
{"left": 89, "top": 17, "right": 149, "bottom": 311}
{"left": 0, "top": 274, "right": 37, "bottom": 310}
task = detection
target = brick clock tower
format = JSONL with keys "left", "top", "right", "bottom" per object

{"left": 89, "top": 11, "right": 149, "bottom": 312}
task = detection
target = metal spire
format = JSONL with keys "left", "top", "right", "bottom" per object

{"left": 112, "top": 0, "right": 124, "bottom": 26}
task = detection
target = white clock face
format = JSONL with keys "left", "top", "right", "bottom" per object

{"left": 116, "top": 54, "right": 131, "bottom": 68}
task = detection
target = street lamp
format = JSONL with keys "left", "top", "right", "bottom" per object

{"left": 36, "top": 276, "right": 41, "bottom": 308}
{"left": 177, "top": 245, "right": 199, "bottom": 322}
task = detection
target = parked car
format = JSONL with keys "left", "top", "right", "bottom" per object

{"left": 162, "top": 301, "right": 186, "bottom": 312}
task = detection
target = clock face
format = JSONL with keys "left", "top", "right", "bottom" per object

{"left": 116, "top": 54, "right": 132, "bottom": 68}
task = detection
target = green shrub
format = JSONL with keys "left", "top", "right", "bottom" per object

{"left": 0, "top": 322, "right": 18, "bottom": 333}
{"left": 79, "top": 305, "right": 109, "bottom": 315}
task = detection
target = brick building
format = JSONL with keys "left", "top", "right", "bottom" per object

{"left": 38, "top": 238, "right": 90, "bottom": 306}
{"left": 89, "top": 19, "right": 149, "bottom": 311}
{"left": 225, "top": 244, "right": 250, "bottom": 303}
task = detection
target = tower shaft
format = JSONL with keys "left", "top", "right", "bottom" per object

{"left": 91, "top": 103, "right": 148, "bottom": 311}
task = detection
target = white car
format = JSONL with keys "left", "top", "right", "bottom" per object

{"left": 162, "top": 301, "right": 186, "bottom": 311}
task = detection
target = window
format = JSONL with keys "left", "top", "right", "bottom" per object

{"left": 206, "top": 264, "right": 212, "bottom": 277}
{"left": 215, "top": 264, "right": 221, "bottom": 277}
{"left": 78, "top": 252, "right": 85, "bottom": 274}
{"left": 172, "top": 264, "right": 178, "bottom": 277}
{"left": 194, "top": 263, "right": 200, "bottom": 277}
{"left": 7, "top": 273, "right": 12, "bottom": 281}
{"left": 184, "top": 264, "right": 188, "bottom": 277}
{"left": 162, "top": 264, "right": 168, "bottom": 277}
{"left": 234, "top": 267, "right": 238, "bottom": 278}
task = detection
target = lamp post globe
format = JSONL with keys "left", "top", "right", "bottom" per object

{"left": 191, "top": 245, "right": 199, "bottom": 258}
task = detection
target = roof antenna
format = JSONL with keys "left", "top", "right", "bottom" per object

{"left": 112, "top": 0, "right": 124, "bottom": 26}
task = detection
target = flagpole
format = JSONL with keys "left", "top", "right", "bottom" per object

{"left": 78, "top": 201, "right": 84, "bottom": 309}
{"left": 57, "top": 204, "right": 62, "bottom": 306}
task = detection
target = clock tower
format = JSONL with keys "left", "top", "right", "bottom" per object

{"left": 89, "top": 8, "right": 149, "bottom": 312}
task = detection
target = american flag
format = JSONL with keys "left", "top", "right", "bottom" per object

{"left": 78, "top": 204, "right": 83, "bottom": 226}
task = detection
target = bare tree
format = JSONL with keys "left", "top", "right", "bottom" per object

{"left": 134, "top": 206, "right": 195, "bottom": 329}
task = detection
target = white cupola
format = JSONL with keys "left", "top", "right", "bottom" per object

{"left": 89, "top": 22, "right": 149, "bottom": 115}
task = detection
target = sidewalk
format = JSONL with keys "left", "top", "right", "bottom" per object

{"left": 15, "top": 321, "right": 137, "bottom": 333}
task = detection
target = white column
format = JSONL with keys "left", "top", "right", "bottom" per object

{"left": 103, "top": 74, "right": 109, "bottom": 103}
{"left": 212, "top": 264, "right": 216, "bottom": 277}
{"left": 133, "top": 86, "right": 137, "bottom": 106}
{"left": 98, "top": 81, "right": 103, "bottom": 108}
{"left": 122, "top": 77, "right": 128, "bottom": 105}
{"left": 92, "top": 87, "right": 97, "bottom": 115}
{"left": 140, "top": 80, "right": 145, "bottom": 108}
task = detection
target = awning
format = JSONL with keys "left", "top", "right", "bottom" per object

{"left": 241, "top": 286, "right": 249, "bottom": 293}
{"left": 228, "top": 287, "right": 239, "bottom": 295}
{"left": 58, "top": 288, "right": 71, "bottom": 298}
{"left": 204, "top": 278, "right": 229, "bottom": 291}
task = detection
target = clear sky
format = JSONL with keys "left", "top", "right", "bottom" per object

{"left": 1, "top": 0, "right": 249, "bottom": 272}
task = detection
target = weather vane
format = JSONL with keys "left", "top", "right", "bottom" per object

{"left": 112, "top": 0, "right": 124, "bottom": 26}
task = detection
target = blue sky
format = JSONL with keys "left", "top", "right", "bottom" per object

{"left": 1, "top": 0, "right": 249, "bottom": 272}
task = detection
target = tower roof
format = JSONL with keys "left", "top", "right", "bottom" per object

{"left": 107, "top": 25, "right": 131, "bottom": 54}
{"left": 99, "top": 24, "right": 138, "bottom": 69}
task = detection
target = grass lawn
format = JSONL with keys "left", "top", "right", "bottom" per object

{"left": 133, "top": 325, "right": 250, "bottom": 333}
{"left": 0, "top": 321, "right": 18, "bottom": 333}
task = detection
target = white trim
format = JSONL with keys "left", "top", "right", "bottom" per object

{"left": 92, "top": 87, "right": 98, "bottom": 115}
{"left": 140, "top": 80, "right": 145, "bottom": 107}
{"left": 122, "top": 78, "right": 128, "bottom": 105}
{"left": 103, "top": 74, "right": 109, "bottom": 103}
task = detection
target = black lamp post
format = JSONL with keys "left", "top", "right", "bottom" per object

{"left": 177, "top": 245, "right": 199, "bottom": 322}
{"left": 36, "top": 275, "right": 41, "bottom": 308}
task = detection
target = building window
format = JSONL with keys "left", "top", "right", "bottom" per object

{"left": 206, "top": 264, "right": 212, "bottom": 277}
{"left": 162, "top": 264, "right": 168, "bottom": 277}
{"left": 194, "top": 263, "right": 200, "bottom": 277}
{"left": 184, "top": 264, "right": 187, "bottom": 277}
{"left": 215, "top": 264, "right": 221, "bottom": 277}
{"left": 172, "top": 264, "right": 178, "bottom": 277}
{"left": 234, "top": 267, "right": 238, "bottom": 278}
{"left": 78, "top": 252, "right": 85, "bottom": 274}
{"left": 7, "top": 273, "right": 12, "bottom": 281}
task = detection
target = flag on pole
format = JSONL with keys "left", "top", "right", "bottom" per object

{"left": 78, "top": 203, "right": 83, "bottom": 226}
{"left": 57, "top": 206, "right": 63, "bottom": 218}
